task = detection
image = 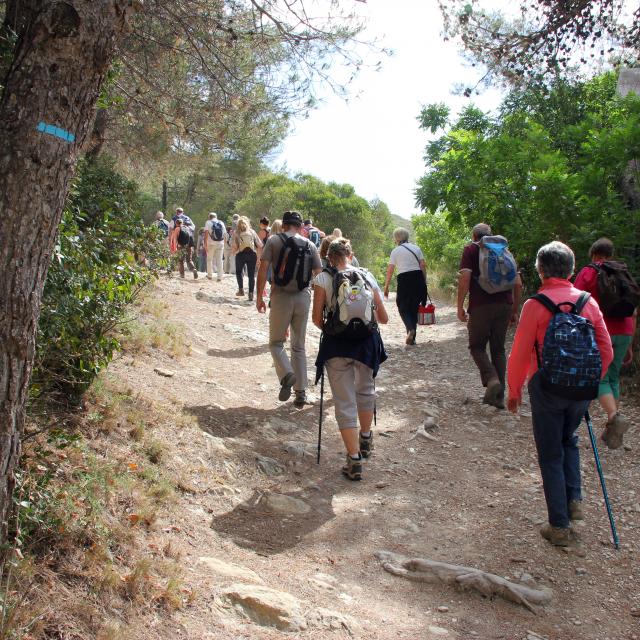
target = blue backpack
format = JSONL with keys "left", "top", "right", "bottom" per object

{"left": 475, "top": 235, "right": 518, "bottom": 294}
{"left": 210, "top": 220, "right": 224, "bottom": 241}
{"left": 533, "top": 292, "right": 602, "bottom": 400}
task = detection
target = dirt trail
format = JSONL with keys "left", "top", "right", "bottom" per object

{"left": 111, "top": 272, "right": 640, "bottom": 640}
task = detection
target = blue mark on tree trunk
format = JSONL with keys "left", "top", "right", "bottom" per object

{"left": 36, "top": 121, "right": 75, "bottom": 143}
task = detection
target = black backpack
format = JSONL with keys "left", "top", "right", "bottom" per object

{"left": 210, "top": 220, "right": 224, "bottom": 241}
{"left": 533, "top": 292, "right": 602, "bottom": 400}
{"left": 177, "top": 226, "right": 192, "bottom": 247}
{"left": 589, "top": 261, "right": 640, "bottom": 318}
{"left": 273, "top": 233, "right": 313, "bottom": 290}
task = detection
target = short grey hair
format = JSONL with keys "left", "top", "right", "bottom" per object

{"left": 208, "top": 212, "right": 217, "bottom": 219}
{"left": 536, "top": 241, "right": 575, "bottom": 279}
{"left": 393, "top": 227, "right": 410, "bottom": 244}
{"left": 472, "top": 223, "right": 492, "bottom": 240}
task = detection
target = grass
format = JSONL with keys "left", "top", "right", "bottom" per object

{"left": 0, "top": 373, "right": 187, "bottom": 639}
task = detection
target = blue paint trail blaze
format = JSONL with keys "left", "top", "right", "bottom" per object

{"left": 36, "top": 121, "right": 75, "bottom": 143}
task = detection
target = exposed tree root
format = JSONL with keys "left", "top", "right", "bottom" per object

{"left": 375, "top": 551, "right": 552, "bottom": 613}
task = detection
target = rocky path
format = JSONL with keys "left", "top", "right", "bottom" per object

{"left": 111, "top": 273, "right": 640, "bottom": 640}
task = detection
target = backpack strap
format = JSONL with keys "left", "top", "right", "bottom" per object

{"left": 574, "top": 291, "right": 591, "bottom": 315}
{"left": 531, "top": 293, "right": 559, "bottom": 314}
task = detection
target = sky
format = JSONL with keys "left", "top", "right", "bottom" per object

{"left": 271, "top": 0, "right": 505, "bottom": 219}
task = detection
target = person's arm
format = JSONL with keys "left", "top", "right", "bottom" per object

{"left": 256, "top": 259, "right": 269, "bottom": 313}
{"left": 419, "top": 258, "right": 427, "bottom": 280}
{"left": 254, "top": 231, "right": 264, "bottom": 259}
{"left": 312, "top": 284, "right": 326, "bottom": 330}
{"left": 383, "top": 263, "right": 395, "bottom": 299}
{"left": 623, "top": 310, "right": 637, "bottom": 366}
{"left": 511, "top": 273, "right": 523, "bottom": 324}
{"left": 457, "top": 270, "right": 472, "bottom": 322}
{"left": 373, "top": 289, "right": 389, "bottom": 324}
{"left": 506, "top": 299, "right": 539, "bottom": 412}
{"left": 587, "top": 300, "right": 614, "bottom": 376}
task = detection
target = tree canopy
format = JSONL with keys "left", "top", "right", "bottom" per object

{"left": 439, "top": 0, "right": 639, "bottom": 88}
{"left": 414, "top": 72, "right": 640, "bottom": 289}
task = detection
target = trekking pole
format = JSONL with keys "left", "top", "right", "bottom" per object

{"left": 373, "top": 379, "right": 377, "bottom": 428}
{"left": 317, "top": 369, "right": 324, "bottom": 464}
{"left": 584, "top": 411, "right": 619, "bottom": 549}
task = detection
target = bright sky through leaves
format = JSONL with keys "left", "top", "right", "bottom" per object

{"left": 273, "top": 0, "right": 504, "bottom": 219}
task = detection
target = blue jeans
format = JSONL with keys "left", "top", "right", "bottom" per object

{"left": 528, "top": 372, "right": 589, "bottom": 528}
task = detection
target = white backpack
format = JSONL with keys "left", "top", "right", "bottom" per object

{"left": 323, "top": 268, "right": 377, "bottom": 339}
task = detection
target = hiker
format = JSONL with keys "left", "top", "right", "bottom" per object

{"left": 574, "top": 237, "right": 639, "bottom": 449}
{"left": 196, "top": 228, "right": 207, "bottom": 273}
{"left": 319, "top": 235, "right": 335, "bottom": 269}
{"left": 301, "top": 219, "right": 325, "bottom": 248}
{"left": 255, "top": 210, "right": 322, "bottom": 407}
{"left": 224, "top": 225, "right": 235, "bottom": 274}
{"left": 171, "top": 207, "right": 196, "bottom": 232}
{"left": 169, "top": 218, "right": 198, "bottom": 279}
{"left": 507, "top": 241, "right": 613, "bottom": 547}
{"left": 205, "top": 212, "right": 226, "bottom": 281}
{"left": 313, "top": 238, "right": 388, "bottom": 480}
{"left": 457, "top": 223, "right": 522, "bottom": 408}
{"left": 257, "top": 216, "right": 271, "bottom": 244}
{"left": 154, "top": 211, "right": 169, "bottom": 238}
{"left": 232, "top": 216, "right": 263, "bottom": 301}
{"left": 383, "top": 227, "right": 427, "bottom": 345}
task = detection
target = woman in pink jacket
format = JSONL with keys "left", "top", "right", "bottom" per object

{"left": 507, "top": 241, "right": 613, "bottom": 547}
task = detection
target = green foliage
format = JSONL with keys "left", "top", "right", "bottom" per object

{"left": 414, "top": 73, "right": 640, "bottom": 293}
{"left": 234, "top": 171, "right": 396, "bottom": 280}
{"left": 31, "top": 157, "right": 165, "bottom": 406}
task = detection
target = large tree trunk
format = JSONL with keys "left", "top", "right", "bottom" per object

{"left": 0, "top": 0, "right": 134, "bottom": 540}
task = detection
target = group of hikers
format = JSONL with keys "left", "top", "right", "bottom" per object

{"left": 158, "top": 207, "right": 638, "bottom": 548}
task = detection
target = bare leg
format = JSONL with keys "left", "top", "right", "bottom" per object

{"left": 358, "top": 409, "right": 374, "bottom": 433}
{"left": 599, "top": 393, "right": 618, "bottom": 422}
{"left": 340, "top": 428, "right": 359, "bottom": 457}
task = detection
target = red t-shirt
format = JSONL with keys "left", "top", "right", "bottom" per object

{"left": 573, "top": 263, "right": 634, "bottom": 336}
{"left": 460, "top": 243, "right": 513, "bottom": 311}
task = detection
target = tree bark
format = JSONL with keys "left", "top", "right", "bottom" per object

{"left": 0, "top": 0, "right": 134, "bottom": 541}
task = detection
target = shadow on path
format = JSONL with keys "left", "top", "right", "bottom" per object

{"left": 207, "top": 344, "right": 270, "bottom": 359}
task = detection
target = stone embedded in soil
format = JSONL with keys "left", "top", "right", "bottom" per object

{"left": 255, "top": 455, "right": 285, "bottom": 476}
{"left": 199, "top": 556, "right": 264, "bottom": 584}
{"left": 428, "top": 625, "right": 451, "bottom": 636}
{"left": 154, "top": 367, "right": 175, "bottom": 377}
{"left": 307, "top": 607, "right": 355, "bottom": 631}
{"left": 261, "top": 493, "right": 311, "bottom": 515}
{"left": 221, "top": 583, "right": 306, "bottom": 631}
{"left": 283, "top": 440, "right": 314, "bottom": 458}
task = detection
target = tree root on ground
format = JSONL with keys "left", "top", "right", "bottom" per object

{"left": 375, "top": 551, "right": 552, "bottom": 613}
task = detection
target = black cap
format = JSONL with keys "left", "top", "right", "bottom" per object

{"left": 282, "top": 210, "right": 303, "bottom": 226}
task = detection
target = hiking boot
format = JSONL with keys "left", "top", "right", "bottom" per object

{"left": 278, "top": 372, "right": 296, "bottom": 402}
{"left": 601, "top": 413, "right": 630, "bottom": 450}
{"left": 483, "top": 378, "right": 503, "bottom": 408}
{"left": 293, "top": 391, "right": 308, "bottom": 408}
{"left": 540, "top": 523, "right": 579, "bottom": 547}
{"left": 359, "top": 432, "right": 374, "bottom": 459}
{"left": 248, "top": 292, "right": 254, "bottom": 301}
{"left": 405, "top": 329, "right": 416, "bottom": 345}
{"left": 206, "top": 275, "right": 213, "bottom": 280}
{"left": 569, "top": 499, "right": 584, "bottom": 521}
{"left": 342, "top": 454, "right": 363, "bottom": 481}
{"left": 193, "top": 268, "right": 198, "bottom": 279}
{"left": 235, "top": 289, "right": 245, "bottom": 297}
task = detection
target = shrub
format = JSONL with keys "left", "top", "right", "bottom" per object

{"left": 31, "top": 156, "right": 167, "bottom": 407}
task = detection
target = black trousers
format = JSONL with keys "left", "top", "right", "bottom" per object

{"left": 396, "top": 269, "right": 427, "bottom": 332}
{"left": 235, "top": 250, "right": 257, "bottom": 293}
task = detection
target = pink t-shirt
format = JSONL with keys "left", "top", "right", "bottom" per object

{"left": 573, "top": 263, "right": 634, "bottom": 336}
{"left": 507, "top": 278, "right": 613, "bottom": 402}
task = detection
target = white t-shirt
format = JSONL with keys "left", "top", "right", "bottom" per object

{"left": 314, "top": 267, "right": 382, "bottom": 309}
{"left": 205, "top": 219, "right": 226, "bottom": 241}
{"left": 389, "top": 242, "right": 424, "bottom": 274}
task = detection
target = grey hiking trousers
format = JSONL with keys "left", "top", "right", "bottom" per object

{"left": 269, "top": 287, "right": 311, "bottom": 392}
